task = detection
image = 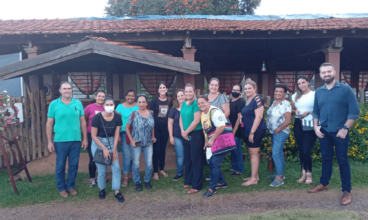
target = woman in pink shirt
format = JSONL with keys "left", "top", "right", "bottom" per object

{"left": 84, "top": 91, "right": 106, "bottom": 187}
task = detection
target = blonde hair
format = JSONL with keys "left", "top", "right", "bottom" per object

{"left": 244, "top": 78, "right": 257, "bottom": 90}
{"left": 185, "top": 84, "right": 197, "bottom": 105}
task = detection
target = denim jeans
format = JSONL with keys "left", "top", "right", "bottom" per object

{"left": 319, "top": 128, "right": 351, "bottom": 192}
{"left": 174, "top": 137, "right": 184, "bottom": 176}
{"left": 153, "top": 125, "right": 169, "bottom": 172}
{"left": 120, "top": 131, "right": 133, "bottom": 174}
{"left": 271, "top": 132, "right": 289, "bottom": 176}
{"left": 209, "top": 152, "right": 228, "bottom": 190}
{"left": 230, "top": 137, "right": 244, "bottom": 173}
{"left": 87, "top": 133, "right": 97, "bottom": 178}
{"left": 132, "top": 143, "right": 153, "bottom": 183}
{"left": 91, "top": 137, "right": 121, "bottom": 191}
{"left": 294, "top": 119, "right": 318, "bottom": 172}
{"left": 54, "top": 141, "right": 81, "bottom": 192}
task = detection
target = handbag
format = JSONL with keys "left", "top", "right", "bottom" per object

{"left": 126, "top": 111, "right": 136, "bottom": 144}
{"left": 93, "top": 114, "right": 113, "bottom": 166}
{"left": 206, "top": 108, "right": 236, "bottom": 156}
{"left": 301, "top": 118, "right": 314, "bottom": 131}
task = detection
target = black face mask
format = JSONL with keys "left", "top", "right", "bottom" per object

{"left": 232, "top": 92, "right": 240, "bottom": 98}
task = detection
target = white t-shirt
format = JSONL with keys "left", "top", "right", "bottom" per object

{"left": 292, "top": 91, "right": 315, "bottom": 119}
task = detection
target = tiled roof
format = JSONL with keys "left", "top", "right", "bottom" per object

{"left": 0, "top": 18, "right": 368, "bottom": 35}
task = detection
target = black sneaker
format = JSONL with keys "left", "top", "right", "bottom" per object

{"left": 173, "top": 175, "right": 183, "bottom": 181}
{"left": 216, "top": 182, "right": 228, "bottom": 189}
{"left": 99, "top": 189, "right": 106, "bottom": 199}
{"left": 203, "top": 189, "right": 217, "bottom": 198}
{"left": 115, "top": 192, "right": 125, "bottom": 203}
{"left": 134, "top": 182, "right": 143, "bottom": 191}
{"left": 145, "top": 181, "right": 152, "bottom": 189}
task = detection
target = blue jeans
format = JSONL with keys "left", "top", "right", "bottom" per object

{"left": 174, "top": 137, "right": 184, "bottom": 176}
{"left": 120, "top": 131, "right": 133, "bottom": 174}
{"left": 92, "top": 137, "right": 121, "bottom": 191}
{"left": 271, "top": 132, "right": 289, "bottom": 176}
{"left": 231, "top": 137, "right": 244, "bottom": 173}
{"left": 209, "top": 152, "right": 228, "bottom": 190}
{"left": 54, "top": 141, "right": 81, "bottom": 192}
{"left": 319, "top": 128, "right": 351, "bottom": 192}
{"left": 132, "top": 143, "right": 153, "bottom": 183}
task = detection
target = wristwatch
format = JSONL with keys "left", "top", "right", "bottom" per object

{"left": 250, "top": 131, "right": 254, "bottom": 135}
{"left": 342, "top": 126, "right": 349, "bottom": 130}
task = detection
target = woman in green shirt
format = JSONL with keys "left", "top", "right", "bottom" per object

{"left": 179, "top": 84, "right": 204, "bottom": 194}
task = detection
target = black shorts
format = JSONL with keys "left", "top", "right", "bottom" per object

{"left": 243, "top": 129, "right": 266, "bottom": 148}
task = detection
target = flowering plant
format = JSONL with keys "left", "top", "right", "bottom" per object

{"left": 0, "top": 90, "right": 20, "bottom": 138}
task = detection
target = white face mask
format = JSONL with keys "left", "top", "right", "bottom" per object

{"left": 104, "top": 106, "right": 114, "bottom": 113}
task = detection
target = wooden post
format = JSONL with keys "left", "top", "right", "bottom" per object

{"left": 40, "top": 90, "right": 48, "bottom": 156}
{"left": 35, "top": 91, "right": 42, "bottom": 159}
{"left": 24, "top": 91, "right": 30, "bottom": 161}
{"left": 30, "top": 92, "right": 36, "bottom": 160}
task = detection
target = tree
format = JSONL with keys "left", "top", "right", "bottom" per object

{"left": 105, "top": 0, "right": 261, "bottom": 17}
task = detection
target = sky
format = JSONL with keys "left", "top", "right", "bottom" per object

{"left": 0, "top": 0, "right": 367, "bottom": 20}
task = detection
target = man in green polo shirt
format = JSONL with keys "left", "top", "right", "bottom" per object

{"left": 46, "top": 81, "right": 88, "bottom": 198}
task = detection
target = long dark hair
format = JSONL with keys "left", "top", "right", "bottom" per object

{"left": 295, "top": 75, "right": 309, "bottom": 102}
{"left": 156, "top": 81, "right": 168, "bottom": 97}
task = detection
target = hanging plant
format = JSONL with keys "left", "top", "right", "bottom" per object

{"left": 0, "top": 90, "right": 20, "bottom": 138}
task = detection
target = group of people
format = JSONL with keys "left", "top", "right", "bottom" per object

{"left": 46, "top": 62, "right": 359, "bottom": 205}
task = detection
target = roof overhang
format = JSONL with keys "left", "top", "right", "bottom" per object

{"left": 0, "top": 39, "right": 200, "bottom": 80}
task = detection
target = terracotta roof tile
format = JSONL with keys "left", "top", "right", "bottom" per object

{"left": 0, "top": 18, "right": 368, "bottom": 35}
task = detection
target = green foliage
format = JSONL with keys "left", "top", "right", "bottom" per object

{"left": 105, "top": 0, "right": 261, "bottom": 17}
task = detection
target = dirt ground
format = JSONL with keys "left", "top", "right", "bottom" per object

{"left": 1, "top": 188, "right": 368, "bottom": 220}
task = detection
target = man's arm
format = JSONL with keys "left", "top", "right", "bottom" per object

{"left": 46, "top": 117, "right": 55, "bottom": 153}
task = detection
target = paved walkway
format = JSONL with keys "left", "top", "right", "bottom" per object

{"left": 19, "top": 142, "right": 178, "bottom": 178}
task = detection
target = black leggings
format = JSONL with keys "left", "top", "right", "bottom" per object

{"left": 87, "top": 133, "right": 97, "bottom": 178}
{"left": 294, "top": 118, "right": 318, "bottom": 172}
{"left": 153, "top": 125, "right": 169, "bottom": 172}
{"left": 183, "top": 130, "right": 204, "bottom": 191}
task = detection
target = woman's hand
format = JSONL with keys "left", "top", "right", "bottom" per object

{"left": 203, "top": 141, "right": 208, "bottom": 150}
{"left": 208, "top": 139, "right": 214, "bottom": 147}
{"left": 152, "top": 137, "right": 157, "bottom": 143}
{"left": 295, "top": 110, "right": 300, "bottom": 115}
{"left": 112, "top": 152, "right": 118, "bottom": 161}
{"left": 131, "top": 140, "right": 137, "bottom": 148}
{"left": 103, "top": 148, "right": 111, "bottom": 160}
{"left": 170, "top": 136, "right": 176, "bottom": 145}
{"left": 299, "top": 111, "right": 309, "bottom": 119}
{"left": 274, "top": 128, "right": 281, "bottom": 134}
{"left": 181, "top": 130, "right": 189, "bottom": 140}
{"left": 248, "top": 134, "right": 254, "bottom": 143}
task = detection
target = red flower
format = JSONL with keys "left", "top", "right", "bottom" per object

{"left": 196, "top": 6, "right": 200, "bottom": 10}
{"left": 166, "top": 9, "right": 171, "bottom": 12}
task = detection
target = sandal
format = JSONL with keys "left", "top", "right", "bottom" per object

{"left": 153, "top": 173, "right": 159, "bottom": 180}
{"left": 305, "top": 172, "right": 313, "bottom": 185}
{"left": 297, "top": 170, "right": 306, "bottom": 183}
{"left": 121, "top": 174, "right": 129, "bottom": 187}
{"left": 243, "top": 176, "right": 259, "bottom": 181}
{"left": 242, "top": 178, "right": 258, "bottom": 186}
{"left": 159, "top": 170, "right": 169, "bottom": 177}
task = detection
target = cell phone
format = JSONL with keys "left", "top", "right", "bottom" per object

{"left": 188, "top": 136, "right": 192, "bottom": 141}
{"left": 136, "top": 141, "right": 142, "bottom": 147}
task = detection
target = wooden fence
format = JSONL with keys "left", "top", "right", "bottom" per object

{"left": 0, "top": 90, "right": 48, "bottom": 167}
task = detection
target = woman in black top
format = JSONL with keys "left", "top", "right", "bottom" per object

{"left": 233, "top": 78, "right": 266, "bottom": 186}
{"left": 91, "top": 97, "right": 124, "bottom": 203}
{"left": 149, "top": 81, "right": 173, "bottom": 180}
{"left": 229, "top": 84, "right": 246, "bottom": 175}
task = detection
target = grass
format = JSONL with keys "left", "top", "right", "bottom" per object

{"left": 1, "top": 159, "right": 368, "bottom": 208}
{"left": 165, "top": 210, "right": 363, "bottom": 220}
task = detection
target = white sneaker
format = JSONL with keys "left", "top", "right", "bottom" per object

{"left": 89, "top": 178, "right": 97, "bottom": 187}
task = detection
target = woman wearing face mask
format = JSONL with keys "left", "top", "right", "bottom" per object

{"left": 266, "top": 84, "right": 292, "bottom": 187}
{"left": 115, "top": 89, "right": 138, "bottom": 187}
{"left": 126, "top": 95, "right": 156, "bottom": 192}
{"left": 149, "top": 81, "right": 173, "bottom": 180}
{"left": 91, "top": 97, "right": 124, "bottom": 203}
{"left": 84, "top": 90, "right": 106, "bottom": 187}
{"left": 291, "top": 75, "right": 317, "bottom": 184}
{"left": 198, "top": 95, "right": 230, "bottom": 198}
{"left": 234, "top": 78, "right": 266, "bottom": 186}
{"left": 229, "top": 84, "right": 246, "bottom": 176}
{"left": 180, "top": 84, "right": 204, "bottom": 194}
{"left": 168, "top": 89, "right": 185, "bottom": 181}
{"left": 207, "top": 78, "right": 230, "bottom": 118}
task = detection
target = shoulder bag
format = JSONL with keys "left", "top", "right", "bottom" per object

{"left": 301, "top": 115, "right": 314, "bottom": 131}
{"left": 206, "top": 108, "right": 236, "bottom": 156}
{"left": 93, "top": 113, "right": 113, "bottom": 166}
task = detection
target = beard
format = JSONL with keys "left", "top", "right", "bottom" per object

{"left": 323, "top": 76, "right": 335, "bottom": 84}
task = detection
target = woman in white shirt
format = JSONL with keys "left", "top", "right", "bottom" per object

{"left": 291, "top": 75, "right": 318, "bottom": 185}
